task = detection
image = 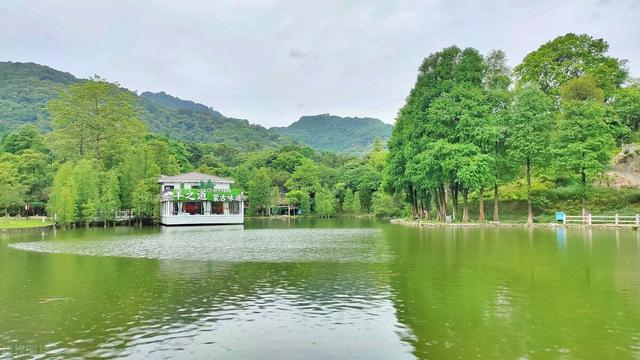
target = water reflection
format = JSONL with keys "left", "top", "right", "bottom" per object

{"left": 383, "top": 226, "right": 640, "bottom": 359}
{"left": 2, "top": 221, "right": 640, "bottom": 359}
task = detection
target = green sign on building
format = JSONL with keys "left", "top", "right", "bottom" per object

{"left": 173, "top": 188, "right": 243, "bottom": 202}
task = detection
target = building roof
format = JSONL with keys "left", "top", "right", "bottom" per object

{"left": 158, "top": 172, "right": 234, "bottom": 183}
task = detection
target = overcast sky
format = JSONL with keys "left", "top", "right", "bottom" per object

{"left": 1, "top": 0, "right": 638, "bottom": 127}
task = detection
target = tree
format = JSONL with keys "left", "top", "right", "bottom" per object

{"left": 285, "top": 160, "right": 320, "bottom": 193}
{"left": 73, "top": 159, "right": 100, "bottom": 226}
{"left": 98, "top": 170, "right": 120, "bottom": 226}
{"left": 48, "top": 162, "right": 78, "bottom": 227}
{"left": 0, "top": 160, "right": 25, "bottom": 215}
{"left": 507, "top": 86, "right": 555, "bottom": 224}
{"left": 515, "top": 33, "right": 628, "bottom": 96}
{"left": 484, "top": 49, "right": 512, "bottom": 91}
{"left": 456, "top": 152, "right": 494, "bottom": 223}
{"left": 132, "top": 179, "right": 159, "bottom": 225}
{"left": 613, "top": 85, "right": 640, "bottom": 131}
{"left": 342, "top": 188, "right": 354, "bottom": 213}
{"left": 314, "top": 187, "right": 336, "bottom": 217}
{"left": 15, "top": 150, "right": 51, "bottom": 214}
{"left": 285, "top": 190, "right": 310, "bottom": 215}
{"left": 385, "top": 46, "right": 486, "bottom": 219}
{"left": 47, "top": 77, "right": 147, "bottom": 167}
{"left": 555, "top": 100, "right": 615, "bottom": 214}
{"left": 1, "top": 125, "right": 46, "bottom": 154}
{"left": 559, "top": 75, "right": 605, "bottom": 102}
{"left": 372, "top": 191, "right": 405, "bottom": 218}
{"left": 352, "top": 192, "right": 362, "bottom": 214}
{"left": 247, "top": 167, "right": 272, "bottom": 216}
{"left": 119, "top": 143, "right": 162, "bottom": 209}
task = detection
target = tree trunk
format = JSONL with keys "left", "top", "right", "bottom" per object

{"left": 493, "top": 182, "right": 499, "bottom": 221}
{"left": 581, "top": 169, "right": 587, "bottom": 216}
{"left": 478, "top": 187, "right": 485, "bottom": 222}
{"left": 526, "top": 158, "right": 533, "bottom": 225}
{"left": 462, "top": 189, "right": 469, "bottom": 223}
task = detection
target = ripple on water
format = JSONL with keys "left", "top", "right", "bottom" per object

{"left": 8, "top": 228, "right": 389, "bottom": 263}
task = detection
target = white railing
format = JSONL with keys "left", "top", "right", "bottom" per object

{"left": 563, "top": 214, "right": 640, "bottom": 226}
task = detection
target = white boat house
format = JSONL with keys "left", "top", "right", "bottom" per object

{"left": 159, "top": 172, "right": 246, "bottom": 226}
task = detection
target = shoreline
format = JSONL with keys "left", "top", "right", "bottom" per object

{"left": 0, "top": 224, "right": 55, "bottom": 233}
{"left": 390, "top": 219, "right": 640, "bottom": 230}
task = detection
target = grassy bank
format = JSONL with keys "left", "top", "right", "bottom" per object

{"left": 0, "top": 218, "right": 53, "bottom": 229}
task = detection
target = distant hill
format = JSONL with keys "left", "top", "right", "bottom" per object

{"left": 0, "top": 61, "right": 291, "bottom": 150}
{"left": 271, "top": 114, "right": 392, "bottom": 153}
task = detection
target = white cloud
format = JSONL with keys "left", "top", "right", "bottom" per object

{"left": 0, "top": 0, "right": 638, "bottom": 127}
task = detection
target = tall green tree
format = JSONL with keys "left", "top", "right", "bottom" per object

{"left": 48, "top": 162, "right": 78, "bottom": 226}
{"left": 555, "top": 99, "right": 615, "bottom": 214}
{"left": 98, "top": 170, "right": 120, "bottom": 226}
{"left": 484, "top": 49, "right": 513, "bottom": 221}
{"left": 613, "top": 85, "right": 640, "bottom": 131}
{"left": 73, "top": 159, "right": 100, "bottom": 225}
{"left": 132, "top": 178, "right": 160, "bottom": 225}
{"left": 0, "top": 160, "right": 25, "bottom": 215}
{"left": 247, "top": 167, "right": 272, "bottom": 216}
{"left": 515, "top": 33, "right": 628, "bottom": 96}
{"left": 507, "top": 86, "right": 555, "bottom": 224}
{"left": 47, "top": 77, "right": 147, "bottom": 166}
{"left": 314, "top": 187, "right": 336, "bottom": 217}
{"left": 1, "top": 125, "right": 46, "bottom": 154}
{"left": 285, "top": 190, "right": 310, "bottom": 215}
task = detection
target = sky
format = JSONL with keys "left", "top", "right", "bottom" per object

{"left": 1, "top": 0, "right": 639, "bottom": 127}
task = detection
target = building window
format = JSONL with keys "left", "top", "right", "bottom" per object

{"left": 212, "top": 202, "right": 224, "bottom": 215}
{"left": 184, "top": 202, "right": 202, "bottom": 215}
{"left": 164, "top": 185, "right": 174, "bottom": 193}
{"left": 229, "top": 201, "right": 241, "bottom": 215}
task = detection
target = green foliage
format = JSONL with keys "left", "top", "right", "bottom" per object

{"left": 559, "top": 75, "right": 605, "bottom": 103}
{"left": 48, "top": 162, "right": 77, "bottom": 225}
{"left": 314, "top": 187, "right": 336, "bottom": 217}
{"left": 0, "top": 62, "right": 294, "bottom": 151}
{"left": 285, "top": 190, "right": 310, "bottom": 214}
{"left": 372, "top": 191, "right": 406, "bottom": 218}
{"left": 507, "top": 86, "right": 555, "bottom": 171}
{"left": 555, "top": 100, "right": 615, "bottom": 189}
{"left": 351, "top": 192, "right": 362, "bottom": 214}
{"left": 613, "top": 85, "right": 640, "bottom": 131}
{"left": 132, "top": 179, "right": 159, "bottom": 223}
{"left": 73, "top": 159, "right": 99, "bottom": 225}
{"left": 514, "top": 33, "right": 628, "bottom": 95}
{"left": 285, "top": 160, "right": 320, "bottom": 193}
{"left": 247, "top": 167, "right": 272, "bottom": 216}
{"left": 271, "top": 114, "right": 392, "bottom": 154}
{"left": 1, "top": 125, "right": 46, "bottom": 154}
{"left": 0, "top": 160, "right": 25, "bottom": 214}
{"left": 47, "top": 77, "right": 147, "bottom": 167}
{"left": 98, "top": 170, "right": 120, "bottom": 223}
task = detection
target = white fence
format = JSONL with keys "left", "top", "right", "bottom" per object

{"left": 563, "top": 214, "right": 640, "bottom": 226}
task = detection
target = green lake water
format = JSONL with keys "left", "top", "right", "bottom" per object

{"left": 1, "top": 218, "right": 640, "bottom": 359}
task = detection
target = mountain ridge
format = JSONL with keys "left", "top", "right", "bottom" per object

{"left": 0, "top": 61, "right": 391, "bottom": 153}
{"left": 271, "top": 114, "right": 392, "bottom": 154}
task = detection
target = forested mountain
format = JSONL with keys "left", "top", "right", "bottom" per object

{"left": 0, "top": 62, "right": 291, "bottom": 150}
{"left": 271, "top": 114, "right": 393, "bottom": 153}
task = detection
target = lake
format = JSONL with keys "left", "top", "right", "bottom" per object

{"left": 1, "top": 218, "right": 640, "bottom": 359}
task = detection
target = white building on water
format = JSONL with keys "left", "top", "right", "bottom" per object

{"left": 159, "top": 172, "right": 246, "bottom": 226}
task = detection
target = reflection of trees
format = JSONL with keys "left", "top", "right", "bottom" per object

{"left": 383, "top": 225, "right": 640, "bottom": 359}
{"left": 0, "top": 226, "right": 392, "bottom": 358}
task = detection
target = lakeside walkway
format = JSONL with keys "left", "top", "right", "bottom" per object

{"left": 390, "top": 219, "right": 640, "bottom": 230}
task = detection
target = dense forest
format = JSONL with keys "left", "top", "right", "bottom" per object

{"left": 1, "top": 32, "right": 640, "bottom": 226}
{"left": 0, "top": 80, "right": 395, "bottom": 224}
{"left": 271, "top": 114, "right": 392, "bottom": 154}
{"left": 386, "top": 33, "right": 640, "bottom": 224}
